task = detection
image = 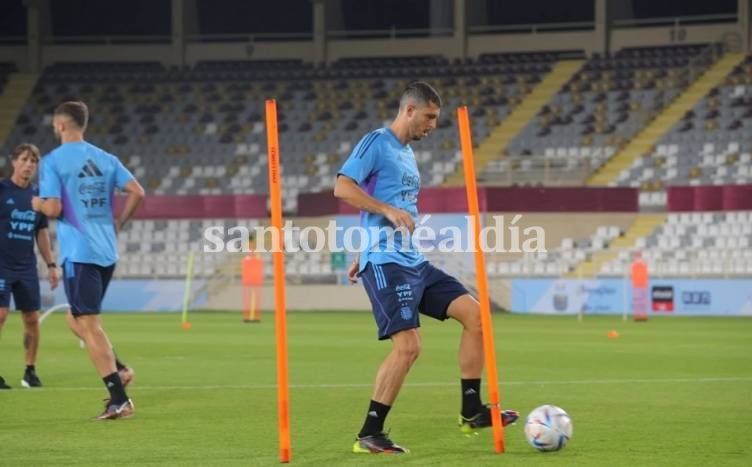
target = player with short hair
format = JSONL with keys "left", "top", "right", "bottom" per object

{"left": 0, "top": 143, "right": 58, "bottom": 390}
{"left": 334, "top": 82, "right": 518, "bottom": 454}
{"left": 32, "top": 101, "right": 144, "bottom": 419}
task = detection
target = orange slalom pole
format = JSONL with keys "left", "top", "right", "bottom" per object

{"left": 457, "top": 106, "right": 505, "bottom": 453}
{"left": 265, "top": 99, "right": 291, "bottom": 463}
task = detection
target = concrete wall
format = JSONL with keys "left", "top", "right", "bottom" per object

{"left": 326, "top": 37, "right": 459, "bottom": 62}
{"left": 40, "top": 44, "right": 176, "bottom": 65}
{"left": 185, "top": 41, "right": 317, "bottom": 66}
{"left": 467, "top": 31, "right": 596, "bottom": 56}
{"left": 610, "top": 23, "right": 739, "bottom": 50}
{"left": 0, "top": 21, "right": 741, "bottom": 70}
{"left": 0, "top": 45, "right": 28, "bottom": 69}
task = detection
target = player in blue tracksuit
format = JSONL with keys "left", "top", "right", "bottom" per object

{"left": 33, "top": 101, "right": 144, "bottom": 420}
{"left": 0, "top": 143, "right": 58, "bottom": 390}
{"left": 335, "top": 82, "right": 518, "bottom": 454}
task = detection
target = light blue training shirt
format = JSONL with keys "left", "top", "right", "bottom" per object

{"left": 338, "top": 127, "right": 425, "bottom": 272}
{"left": 39, "top": 141, "right": 134, "bottom": 267}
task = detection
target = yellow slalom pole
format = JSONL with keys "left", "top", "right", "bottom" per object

{"left": 181, "top": 251, "right": 195, "bottom": 330}
{"left": 265, "top": 99, "right": 291, "bottom": 463}
{"left": 457, "top": 106, "right": 506, "bottom": 453}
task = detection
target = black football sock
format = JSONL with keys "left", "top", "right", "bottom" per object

{"left": 113, "top": 351, "right": 127, "bottom": 371}
{"left": 461, "top": 378, "right": 483, "bottom": 418}
{"left": 358, "top": 400, "right": 391, "bottom": 438}
{"left": 103, "top": 372, "right": 129, "bottom": 405}
{"left": 25, "top": 365, "right": 35, "bottom": 373}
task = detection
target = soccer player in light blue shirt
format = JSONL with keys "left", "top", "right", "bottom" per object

{"left": 335, "top": 82, "right": 518, "bottom": 454}
{"left": 33, "top": 101, "right": 144, "bottom": 420}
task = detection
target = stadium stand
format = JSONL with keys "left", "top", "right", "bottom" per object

{"left": 614, "top": 55, "right": 752, "bottom": 199}
{"left": 600, "top": 211, "right": 752, "bottom": 277}
{"left": 1, "top": 53, "right": 561, "bottom": 214}
{"left": 480, "top": 45, "right": 719, "bottom": 187}
{"left": 1, "top": 46, "right": 749, "bottom": 283}
{"left": 505, "top": 45, "right": 712, "bottom": 156}
{"left": 488, "top": 224, "right": 625, "bottom": 277}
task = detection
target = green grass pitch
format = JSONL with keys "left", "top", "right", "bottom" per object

{"left": 1, "top": 311, "right": 750, "bottom": 466}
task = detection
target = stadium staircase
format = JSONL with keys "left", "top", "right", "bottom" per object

{"left": 586, "top": 52, "right": 745, "bottom": 186}
{"left": 567, "top": 213, "right": 666, "bottom": 278}
{"left": 443, "top": 59, "right": 585, "bottom": 186}
{"left": 0, "top": 72, "right": 39, "bottom": 145}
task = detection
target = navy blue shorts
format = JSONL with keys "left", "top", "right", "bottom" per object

{"left": 63, "top": 261, "right": 115, "bottom": 316}
{"left": 0, "top": 270, "right": 40, "bottom": 311}
{"left": 360, "top": 261, "right": 469, "bottom": 340}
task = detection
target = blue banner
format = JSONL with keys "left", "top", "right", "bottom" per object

{"left": 512, "top": 278, "right": 752, "bottom": 316}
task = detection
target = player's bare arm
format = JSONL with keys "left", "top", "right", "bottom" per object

{"left": 116, "top": 179, "right": 145, "bottom": 232}
{"left": 334, "top": 175, "right": 415, "bottom": 232}
{"left": 346, "top": 255, "right": 360, "bottom": 284}
{"left": 31, "top": 196, "right": 61, "bottom": 218}
{"left": 36, "top": 228, "right": 59, "bottom": 290}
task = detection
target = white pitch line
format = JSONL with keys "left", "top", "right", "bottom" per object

{"left": 16, "top": 376, "right": 752, "bottom": 392}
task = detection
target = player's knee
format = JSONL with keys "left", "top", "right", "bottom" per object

{"left": 454, "top": 300, "right": 482, "bottom": 332}
{"left": 75, "top": 315, "right": 103, "bottom": 337}
{"left": 455, "top": 310, "right": 481, "bottom": 334}
{"left": 66, "top": 312, "right": 76, "bottom": 328}
{"left": 465, "top": 312, "right": 482, "bottom": 334}
{"left": 395, "top": 340, "right": 421, "bottom": 363}
{"left": 398, "top": 346, "right": 420, "bottom": 364}
{"left": 22, "top": 312, "right": 40, "bottom": 328}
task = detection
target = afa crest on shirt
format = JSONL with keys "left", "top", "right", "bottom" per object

{"left": 400, "top": 306, "right": 413, "bottom": 320}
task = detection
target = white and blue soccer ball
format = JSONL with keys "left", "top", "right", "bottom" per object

{"left": 524, "top": 404, "right": 573, "bottom": 452}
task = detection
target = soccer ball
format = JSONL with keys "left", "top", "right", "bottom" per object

{"left": 524, "top": 404, "right": 573, "bottom": 452}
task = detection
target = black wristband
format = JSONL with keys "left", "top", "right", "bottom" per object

{"left": 47, "top": 262, "right": 57, "bottom": 268}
